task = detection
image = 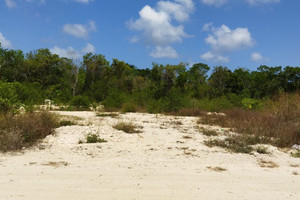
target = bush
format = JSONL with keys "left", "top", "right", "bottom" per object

{"left": 113, "top": 122, "right": 142, "bottom": 134}
{"left": 121, "top": 102, "right": 138, "bottom": 113}
{"left": 70, "top": 96, "right": 90, "bottom": 110}
{"left": 85, "top": 134, "right": 107, "bottom": 143}
{"left": 0, "top": 112, "right": 58, "bottom": 152}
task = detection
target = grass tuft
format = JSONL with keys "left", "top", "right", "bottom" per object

{"left": 113, "top": 122, "right": 142, "bottom": 134}
{"left": 86, "top": 134, "right": 107, "bottom": 143}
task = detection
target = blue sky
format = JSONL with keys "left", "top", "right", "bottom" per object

{"left": 0, "top": 0, "right": 300, "bottom": 71}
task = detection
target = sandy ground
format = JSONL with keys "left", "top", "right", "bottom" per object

{"left": 0, "top": 111, "right": 300, "bottom": 200}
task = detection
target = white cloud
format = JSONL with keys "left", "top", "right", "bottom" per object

{"left": 201, "top": 24, "right": 254, "bottom": 63}
{"left": 204, "top": 24, "right": 254, "bottom": 53}
{"left": 200, "top": 51, "right": 229, "bottom": 62}
{"left": 72, "top": 0, "right": 94, "bottom": 3}
{"left": 0, "top": 32, "right": 12, "bottom": 48}
{"left": 5, "top": 0, "right": 16, "bottom": 8}
{"left": 63, "top": 21, "right": 96, "bottom": 39}
{"left": 251, "top": 52, "right": 268, "bottom": 62}
{"left": 200, "top": 0, "right": 227, "bottom": 7}
{"left": 246, "top": 0, "right": 280, "bottom": 5}
{"left": 128, "top": 0, "right": 194, "bottom": 58}
{"left": 50, "top": 43, "right": 96, "bottom": 59}
{"left": 81, "top": 43, "right": 95, "bottom": 54}
{"left": 150, "top": 46, "right": 178, "bottom": 58}
{"left": 157, "top": 0, "right": 195, "bottom": 22}
{"left": 201, "top": 0, "right": 280, "bottom": 6}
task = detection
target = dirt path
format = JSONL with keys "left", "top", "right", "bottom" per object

{"left": 1, "top": 111, "right": 299, "bottom": 200}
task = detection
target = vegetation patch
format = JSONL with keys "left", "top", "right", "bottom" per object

{"left": 113, "top": 122, "right": 142, "bottom": 134}
{"left": 200, "top": 127, "right": 219, "bottom": 136}
{"left": 256, "top": 146, "right": 269, "bottom": 154}
{"left": 79, "top": 134, "right": 107, "bottom": 144}
{"left": 199, "top": 93, "right": 300, "bottom": 148}
{"left": 59, "top": 120, "right": 76, "bottom": 127}
{"left": 0, "top": 112, "right": 58, "bottom": 152}
{"left": 258, "top": 160, "right": 279, "bottom": 168}
{"left": 204, "top": 134, "right": 269, "bottom": 154}
{"left": 291, "top": 150, "right": 300, "bottom": 158}
{"left": 96, "top": 113, "right": 119, "bottom": 118}
{"left": 207, "top": 166, "right": 227, "bottom": 172}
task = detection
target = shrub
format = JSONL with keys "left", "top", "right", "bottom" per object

{"left": 0, "top": 112, "right": 58, "bottom": 152}
{"left": 199, "top": 93, "right": 300, "bottom": 148}
{"left": 70, "top": 96, "right": 90, "bottom": 110}
{"left": 59, "top": 120, "right": 76, "bottom": 126}
{"left": 113, "top": 122, "right": 142, "bottom": 134}
{"left": 121, "top": 102, "right": 138, "bottom": 113}
{"left": 85, "top": 134, "right": 107, "bottom": 144}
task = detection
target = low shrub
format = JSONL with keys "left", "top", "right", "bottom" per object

{"left": 113, "top": 122, "right": 142, "bottom": 134}
{"left": 86, "top": 134, "right": 107, "bottom": 144}
{"left": 0, "top": 112, "right": 58, "bottom": 152}
{"left": 70, "top": 96, "right": 90, "bottom": 110}
{"left": 199, "top": 93, "right": 300, "bottom": 148}
{"left": 59, "top": 120, "right": 76, "bottom": 126}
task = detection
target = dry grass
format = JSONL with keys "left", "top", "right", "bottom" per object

{"left": 200, "top": 127, "right": 219, "bottom": 136}
{"left": 258, "top": 159, "right": 279, "bottom": 168}
{"left": 204, "top": 134, "right": 270, "bottom": 154}
{"left": 199, "top": 93, "right": 300, "bottom": 148}
{"left": 207, "top": 166, "right": 227, "bottom": 172}
{"left": 0, "top": 112, "right": 58, "bottom": 152}
{"left": 113, "top": 122, "right": 142, "bottom": 134}
{"left": 292, "top": 171, "right": 299, "bottom": 175}
{"left": 96, "top": 113, "right": 119, "bottom": 118}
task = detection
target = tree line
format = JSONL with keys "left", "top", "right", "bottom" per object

{"left": 0, "top": 44, "right": 299, "bottom": 112}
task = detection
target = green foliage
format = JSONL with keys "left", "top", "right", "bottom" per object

{"left": 86, "top": 134, "right": 107, "bottom": 143}
{"left": 70, "top": 96, "right": 90, "bottom": 110}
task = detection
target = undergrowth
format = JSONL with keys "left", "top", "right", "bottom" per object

{"left": 0, "top": 112, "right": 58, "bottom": 152}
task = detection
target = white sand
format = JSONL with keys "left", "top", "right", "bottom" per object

{"left": 0, "top": 111, "right": 299, "bottom": 200}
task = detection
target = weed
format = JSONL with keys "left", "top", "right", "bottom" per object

{"left": 256, "top": 146, "right": 269, "bottom": 154}
{"left": 200, "top": 127, "right": 219, "bottom": 136}
{"left": 290, "top": 164, "right": 300, "bottom": 167}
{"left": 113, "top": 122, "right": 142, "bottom": 134}
{"left": 291, "top": 150, "right": 300, "bottom": 158}
{"left": 292, "top": 171, "right": 299, "bottom": 175}
{"left": 96, "top": 113, "right": 119, "bottom": 118}
{"left": 182, "top": 135, "right": 193, "bottom": 139}
{"left": 86, "top": 134, "right": 107, "bottom": 144}
{"left": 207, "top": 166, "right": 227, "bottom": 172}
{"left": 258, "top": 160, "right": 279, "bottom": 168}
{"left": 59, "top": 120, "right": 76, "bottom": 127}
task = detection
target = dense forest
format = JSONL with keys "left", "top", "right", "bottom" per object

{"left": 0, "top": 44, "right": 299, "bottom": 113}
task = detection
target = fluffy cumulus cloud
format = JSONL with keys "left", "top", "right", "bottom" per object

{"left": 201, "top": 24, "right": 254, "bottom": 62}
{"left": 201, "top": 0, "right": 280, "bottom": 6}
{"left": 5, "top": 0, "right": 16, "bottom": 8}
{"left": 128, "top": 0, "right": 194, "bottom": 58}
{"left": 150, "top": 46, "right": 179, "bottom": 58}
{"left": 63, "top": 21, "right": 96, "bottom": 39}
{"left": 0, "top": 32, "right": 12, "bottom": 48}
{"left": 50, "top": 43, "right": 95, "bottom": 59}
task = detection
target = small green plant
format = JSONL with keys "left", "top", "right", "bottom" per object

{"left": 291, "top": 150, "right": 300, "bottom": 158}
{"left": 113, "top": 122, "right": 142, "bottom": 134}
{"left": 86, "top": 134, "right": 107, "bottom": 143}
{"left": 256, "top": 146, "right": 269, "bottom": 154}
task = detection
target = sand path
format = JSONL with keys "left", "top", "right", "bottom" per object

{"left": 1, "top": 111, "right": 299, "bottom": 200}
